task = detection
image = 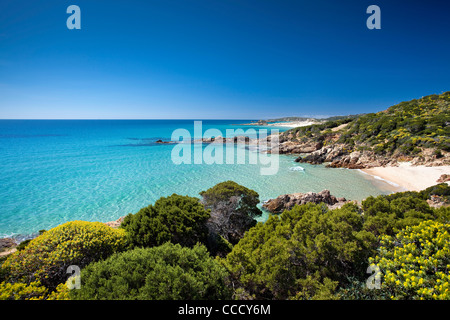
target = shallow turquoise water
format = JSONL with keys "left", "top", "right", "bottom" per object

{"left": 0, "top": 120, "right": 400, "bottom": 237}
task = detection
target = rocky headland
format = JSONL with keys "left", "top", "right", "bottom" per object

{"left": 262, "top": 92, "right": 450, "bottom": 170}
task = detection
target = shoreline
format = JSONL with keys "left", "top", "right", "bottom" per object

{"left": 360, "top": 163, "right": 450, "bottom": 192}
{"left": 240, "top": 120, "right": 322, "bottom": 128}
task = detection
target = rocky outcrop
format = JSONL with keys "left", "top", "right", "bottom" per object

{"left": 287, "top": 143, "right": 398, "bottom": 169}
{"left": 155, "top": 139, "right": 172, "bottom": 144}
{"left": 262, "top": 190, "right": 348, "bottom": 214}
{"left": 0, "top": 238, "right": 16, "bottom": 251}
{"left": 104, "top": 216, "right": 125, "bottom": 228}
{"left": 0, "top": 238, "right": 17, "bottom": 257}
{"left": 326, "top": 149, "right": 397, "bottom": 169}
{"left": 427, "top": 195, "right": 449, "bottom": 208}
{"left": 191, "top": 135, "right": 255, "bottom": 145}
{"left": 277, "top": 141, "right": 323, "bottom": 154}
{"left": 437, "top": 174, "right": 450, "bottom": 183}
{"left": 273, "top": 125, "right": 450, "bottom": 169}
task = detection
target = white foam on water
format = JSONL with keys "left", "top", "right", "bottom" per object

{"left": 357, "top": 169, "right": 400, "bottom": 187}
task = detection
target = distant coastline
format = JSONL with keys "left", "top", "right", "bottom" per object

{"left": 239, "top": 119, "right": 322, "bottom": 128}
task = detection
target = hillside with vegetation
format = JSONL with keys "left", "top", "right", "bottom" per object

{"left": 277, "top": 92, "right": 450, "bottom": 168}
{"left": 1, "top": 180, "right": 449, "bottom": 300}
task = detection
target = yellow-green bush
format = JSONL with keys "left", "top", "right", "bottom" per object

{"left": 0, "top": 281, "right": 47, "bottom": 300}
{"left": 47, "top": 283, "right": 71, "bottom": 300}
{"left": 370, "top": 220, "right": 450, "bottom": 300}
{"left": 2, "top": 221, "right": 126, "bottom": 290}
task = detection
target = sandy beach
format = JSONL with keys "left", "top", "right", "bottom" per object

{"left": 266, "top": 120, "right": 321, "bottom": 128}
{"left": 240, "top": 120, "right": 323, "bottom": 128}
{"left": 361, "top": 162, "right": 450, "bottom": 192}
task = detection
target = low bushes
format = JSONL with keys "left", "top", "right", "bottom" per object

{"left": 1, "top": 221, "right": 126, "bottom": 290}
{"left": 70, "top": 242, "right": 231, "bottom": 300}
{"left": 120, "top": 194, "right": 210, "bottom": 249}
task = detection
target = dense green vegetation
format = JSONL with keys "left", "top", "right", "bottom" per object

{"left": 361, "top": 188, "right": 450, "bottom": 237}
{"left": 0, "top": 181, "right": 449, "bottom": 300}
{"left": 199, "top": 181, "right": 262, "bottom": 254}
{"left": 199, "top": 180, "right": 262, "bottom": 219}
{"left": 1, "top": 221, "right": 126, "bottom": 291}
{"left": 121, "top": 194, "right": 210, "bottom": 249}
{"left": 371, "top": 221, "right": 450, "bottom": 300}
{"left": 223, "top": 203, "right": 375, "bottom": 300}
{"left": 286, "top": 92, "right": 450, "bottom": 157}
{"left": 222, "top": 186, "right": 450, "bottom": 300}
{"left": 70, "top": 243, "right": 231, "bottom": 300}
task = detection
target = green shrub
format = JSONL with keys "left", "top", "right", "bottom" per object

{"left": 121, "top": 194, "right": 210, "bottom": 248}
{"left": 0, "top": 281, "right": 48, "bottom": 300}
{"left": 200, "top": 180, "right": 261, "bottom": 218}
{"left": 200, "top": 181, "right": 262, "bottom": 251}
{"left": 1, "top": 221, "right": 126, "bottom": 290}
{"left": 71, "top": 242, "right": 231, "bottom": 300}
{"left": 420, "top": 183, "right": 450, "bottom": 203}
{"left": 361, "top": 192, "right": 447, "bottom": 237}
{"left": 222, "top": 203, "right": 376, "bottom": 300}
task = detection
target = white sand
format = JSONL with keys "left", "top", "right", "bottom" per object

{"left": 266, "top": 120, "right": 321, "bottom": 128}
{"left": 362, "top": 162, "right": 450, "bottom": 192}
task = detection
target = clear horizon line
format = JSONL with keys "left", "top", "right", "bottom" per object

{"left": 0, "top": 115, "right": 344, "bottom": 121}
{"left": 0, "top": 118, "right": 261, "bottom": 121}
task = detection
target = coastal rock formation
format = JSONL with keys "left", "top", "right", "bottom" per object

{"left": 427, "top": 195, "right": 449, "bottom": 208}
{"left": 262, "top": 190, "right": 348, "bottom": 214}
{"left": 410, "top": 148, "right": 450, "bottom": 167}
{"left": 0, "top": 238, "right": 17, "bottom": 257}
{"left": 191, "top": 135, "right": 255, "bottom": 145}
{"left": 277, "top": 141, "right": 323, "bottom": 154}
{"left": 155, "top": 139, "right": 172, "bottom": 144}
{"left": 0, "top": 237, "right": 16, "bottom": 251}
{"left": 437, "top": 174, "right": 450, "bottom": 183}
{"left": 267, "top": 92, "right": 450, "bottom": 169}
{"left": 274, "top": 140, "right": 446, "bottom": 169}
{"left": 326, "top": 149, "right": 396, "bottom": 169}
{"left": 290, "top": 144, "right": 375, "bottom": 168}
{"left": 104, "top": 216, "right": 125, "bottom": 228}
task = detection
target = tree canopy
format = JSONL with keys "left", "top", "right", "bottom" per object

{"left": 222, "top": 203, "right": 376, "bottom": 300}
{"left": 70, "top": 242, "right": 231, "bottom": 300}
{"left": 121, "top": 194, "right": 210, "bottom": 248}
{"left": 1, "top": 221, "right": 126, "bottom": 290}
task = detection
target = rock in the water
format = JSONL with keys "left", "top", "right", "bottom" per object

{"left": 156, "top": 139, "right": 171, "bottom": 144}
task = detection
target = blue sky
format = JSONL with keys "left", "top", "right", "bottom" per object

{"left": 0, "top": 0, "right": 449, "bottom": 119}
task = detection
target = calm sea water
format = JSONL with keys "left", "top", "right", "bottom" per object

{"left": 0, "top": 120, "right": 400, "bottom": 238}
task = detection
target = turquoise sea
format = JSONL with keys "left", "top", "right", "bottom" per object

{"left": 0, "top": 120, "right": 401, "bottom": 238}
